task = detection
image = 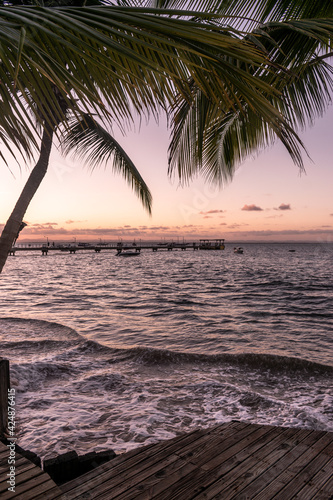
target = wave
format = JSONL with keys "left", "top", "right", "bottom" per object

{"left": 122, "top": 347, "right": 333, "bottom": 375}
{"left": 47, "top": 339, "right": 333, "bottom": 377}
{"left": 2, "top": 317, "right": 332, "bottom": 379}
{"left": 0, "top": 317, "right": 84, "bottom": 342}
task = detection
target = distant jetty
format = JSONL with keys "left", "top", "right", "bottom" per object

{"left": 9, "top": 239, "right": 225, "bottom": 256}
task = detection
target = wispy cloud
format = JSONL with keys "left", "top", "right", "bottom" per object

{"left": 276, "top": 203, "right": 291, "bottom": 211}
{"left": 65, "top": 219, "right": 86, "bottom": 225}
{"left": 241, "top": 204, "right": 263, "bottom": 212}
{"left": 200, "top": 209, "right": 225, "bottom": 215}
{"left": 31, "top": 222, "right": 58, "bottom": 227}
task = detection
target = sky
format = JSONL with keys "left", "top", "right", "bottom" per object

{"left": 1, "top": 105, "right": 333, "bottom": 244}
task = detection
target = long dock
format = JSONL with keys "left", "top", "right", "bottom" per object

{"left": 8, "top": 239, "right": 226, "bottom": 255}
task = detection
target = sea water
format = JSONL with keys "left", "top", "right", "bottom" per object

{"left": 0, "top": 242, "right": 332, "bottom": 460}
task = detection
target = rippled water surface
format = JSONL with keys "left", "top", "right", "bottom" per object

{"left": 0, "top": 242, "right": 332, "bottom": 459}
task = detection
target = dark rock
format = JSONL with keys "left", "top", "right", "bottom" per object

{"left": 43, "top": 448, "right": 116, "bottom": 485}
{"left": 78, "top": 449, "right": 116, "bottom": 474}
{"left": 44, "top": 450, "right": 79, "bottom": 485}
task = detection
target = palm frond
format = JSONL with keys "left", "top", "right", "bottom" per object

{"left": 168, "top": 86, "right": 308, "bottom": 187}
{"left": 168, "top": 13, "right": 333, "bottom": 185}
{"left": 0, "top": 4, "right": 303, "bottom": 161}
{"left": 60, "top": 113, "right": 152, "bottom": 214}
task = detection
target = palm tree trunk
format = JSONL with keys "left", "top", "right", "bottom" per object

{"left": 0, "top": 123, "right": 54, "bottom": 274}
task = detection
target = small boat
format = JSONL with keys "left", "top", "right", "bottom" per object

{"left": 116, "top": 249, "right": 141, "bottom": 257}
{"left": 234, "top": 247, "right": 244, "bottom": 254}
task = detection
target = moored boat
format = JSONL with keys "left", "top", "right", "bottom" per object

{"left": 116, "top": 248, "right": 141, "bottom": 257}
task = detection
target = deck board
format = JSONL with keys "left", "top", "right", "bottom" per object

{"left": 57, "top": 422, "right": 333, "bottom": 499}
{"left": 0, "top": 441, "right": 63, "bottom": 500}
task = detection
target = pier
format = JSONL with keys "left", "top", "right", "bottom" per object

{"left": 8, "top": 239, "right": 225, "bottom": 256}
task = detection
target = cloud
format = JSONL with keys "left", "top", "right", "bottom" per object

{"left": 276, "top": 203, "right": 291, "bottom": 211}
{"left": 225, "top": 228, "right": 333, "bottom": 239}
{"left": 241, "top": 204, "right": 263, "bottom": 211}
{"left": 227, "top": 223, "right": 250, "bottom": 229}
{"left": 200, "top": 209, "right": 225, "bottom": 215}
{"left": 65, "top": 220, "right": 86, "bottom": 224}
{"left": 31, "top": 222, "right": 58, "bottom": 227}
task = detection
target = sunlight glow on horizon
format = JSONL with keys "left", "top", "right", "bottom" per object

{"left": 1, "top": 107, "right": 333, "bottom": 244}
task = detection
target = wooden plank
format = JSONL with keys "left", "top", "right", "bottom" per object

{"left": 292, "top": 457, "right": 333, "bottom": 500}
{"left": 60, "top": 425, "right": 239, "bottom": 499}
{"left": 262, "top": 438, "right": 333, "bottom": 499}
{"left": 231, "top": 430, "right": 332, "bottom": 500}
{"left": 8, "top": 478, "right": 63, "bottom": 500}
{"left": 109, "top": 424, "right": 249, "bottom": 498}
{"left": 32, "top": 484, "right": 67, "bottom": 500}
{"left": 175, "top": 422, "right": 254, "bottom": 463}
{"left": 125, "top": 424, "right": 284, "bottom": 500}
{"left": 59, "top": 426, "right": 226, "bottom": 499}
{"left": 109, "top": 425, "right": 271, "bottom": 500}
{"left": 0, "top": 462, "right": 41, "bottom": 494}
{"left": 60, "top": 426, "right": 209, "bottom": 493}
{"left": 0, "top": 360, "right": 10, "bottom": 437}
{"left": 111, "top": 424, "right": 257, "bottom": 500}
{"left": 1, "top": 472, "right": 59, "bottom": 500}
{"left": 213, "top": 429, "right": 318, "bottom": 499}
{"left": 59, "top": 428, "right": 207, "bottom": 497}
{"left": 0, "top": 457, "right": 29, "bottom": 477}
{"left": 184, "top": 424, "right": 276, "bottom": 468}
{"left": 52, "top": 424, "right": 333, "bottom": 500}
{"left": 311, "top": 474, "right": 333, "bottom": 499}
{"left": 60, "top": 423, "right": 274, "bottom": 500}
{"left": 165, "top": 427, "right": 312, "bottom": 500}
{"left": 0, "top": 442, "right": 62, "bottom": 500}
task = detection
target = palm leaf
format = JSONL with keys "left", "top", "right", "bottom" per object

{"left": 168, "top": 12, "right": 333, "bottom": 185}
{"left": 60, "top": 113, "right": 153, "bottom": 214}
{"left": 0, "top": 5, "right": 301, "bottom": 160}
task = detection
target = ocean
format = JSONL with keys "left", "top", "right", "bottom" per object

{"left": 0, "top": 242, "right": 332, "bottom": 461}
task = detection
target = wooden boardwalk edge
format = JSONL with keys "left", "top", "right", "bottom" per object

{"left": 0, "top": 440, "right": 63, "bottom": 500}
{"left": 57, "top": 422, "right": 333, "bottom": 500}
{"left": 1, "top": 422, "right": 332, "bottom": 499}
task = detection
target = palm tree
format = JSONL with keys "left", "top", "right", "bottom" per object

{"left": 165, "top": 0, "right": 333, "bottom": 184}
{"left": 0, "top": 1, "right": 332, "bottom": 273}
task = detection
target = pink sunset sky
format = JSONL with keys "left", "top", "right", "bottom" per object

{"left": 1, "top": 105, "right": 333, "bottom": 244}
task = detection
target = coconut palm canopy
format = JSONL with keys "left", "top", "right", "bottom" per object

{"left": 2, "top": 0, "right": 331, "bottom": 168}
{"left": 0, "top": 0, "right": 332, "bottom": 272}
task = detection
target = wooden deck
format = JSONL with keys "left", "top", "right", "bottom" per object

{"left": 0, "top": 441, "right": 63, "bottom": 500}
{"left": 56, "top": 421, "right": 333, "bottom": 499}
{"left": 1, "top": 422, "right": 332, "bottom": 499}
